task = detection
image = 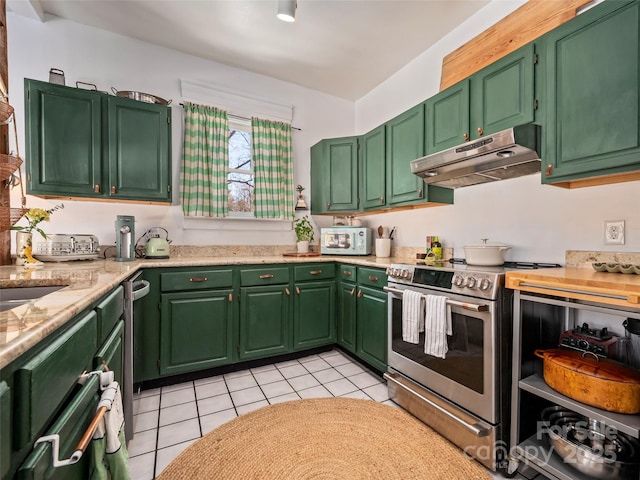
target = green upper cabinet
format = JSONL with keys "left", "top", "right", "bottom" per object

{"left": 361, "top": 125, "right": 387, "bottom": 210}
{"left": 25, "top": 80, "right": 102, "bottom": 198}
{"left": 385, "top": 104, "right": 425, "bottom": 205}
{"left": 25, "top": 79, "right": 172, "bottom": 204}
{"left": 107, "top": 96, "right": 171, "bottom": 202}
{"left": 425, "top": 79, "right": 470, "bottom": 154}
{"left": 469, "top": 42, "right": 536, "bottom": 139}
{"left": 542, "top": 0, "right": 640, "bottom": 187}
{"left": 310, "top": 136, "right": 359, "bottom": 214}
{"left": 426, "top": 43, "right": 536, "bottom": 155}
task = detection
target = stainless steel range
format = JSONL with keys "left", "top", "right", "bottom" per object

{"left": 383, "top": 260, "right": 560, "bottom": 473}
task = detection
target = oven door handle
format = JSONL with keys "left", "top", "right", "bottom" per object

{"left": 383, "top": 286, "right": 488, "bottom": 312}
{"left": 384, "top": 372, "right": 489, "bottom": 438}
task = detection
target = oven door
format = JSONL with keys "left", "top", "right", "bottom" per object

{"left": 386, "top": 283, "right": 500, "bottom": 424}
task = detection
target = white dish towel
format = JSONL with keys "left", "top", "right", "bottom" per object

{"left": 424, "top": 295, "right": 452, "bottom": 358}
{"left": 402, "top": 290, "right": 424, "bottom": 344}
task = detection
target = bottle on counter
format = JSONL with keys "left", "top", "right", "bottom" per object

{"left": 431, "top": 236, "right": 442, "bottom": 260}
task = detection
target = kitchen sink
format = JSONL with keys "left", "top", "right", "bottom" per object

{"left": 0, "top": 285, "right": 66, "bottom": 312}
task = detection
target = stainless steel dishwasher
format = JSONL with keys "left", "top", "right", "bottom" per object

{"left": 123, "top": 271, "right": 150, "bottom": 442}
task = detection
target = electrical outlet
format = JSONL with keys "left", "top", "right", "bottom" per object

{"left": 605, "top": 220, "right": 625, "bottom": 245}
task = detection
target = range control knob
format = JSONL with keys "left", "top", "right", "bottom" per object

{"left": 453, "top": 275, "right": 464, "bottom": 287}
{"left": 402, "top": 269, "right": 411, "bottom": 279}
{"left": 479, "top": 278, "right": 492, "bottom": 291}
{"left": 465, "top": 277, "right": 478, "bottom": 289}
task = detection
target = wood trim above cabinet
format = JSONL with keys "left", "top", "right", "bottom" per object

{"left": 440, "top": 0, "right": 593, "bottom": 91}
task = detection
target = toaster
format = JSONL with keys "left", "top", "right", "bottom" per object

{"left": 32, "top": 234, "right": 101, "bottom": 262}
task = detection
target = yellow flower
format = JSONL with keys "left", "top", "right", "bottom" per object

{"left": 11, "top": 204, "right": 64, "bottom": 239}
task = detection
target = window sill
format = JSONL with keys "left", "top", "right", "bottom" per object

{"left": 183, "top": 216, "right": 292, "bottom": 232}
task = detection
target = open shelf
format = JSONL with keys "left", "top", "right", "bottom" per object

{"left": 515, "top": 434, "right": 602, "bottom": 480}
{"left": 519, "top": 373, "right": 640, "bottom": 437}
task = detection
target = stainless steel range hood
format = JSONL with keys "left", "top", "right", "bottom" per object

{"left": 410, "top": 124, "right": 541, "bottom": 188}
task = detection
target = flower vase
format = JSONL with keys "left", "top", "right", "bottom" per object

{"left": 15, "top": 232, "right": 43, "bottom": 266}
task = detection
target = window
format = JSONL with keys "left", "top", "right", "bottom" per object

{"left": 228, "top": 118, "right": 254, "bottom": 215}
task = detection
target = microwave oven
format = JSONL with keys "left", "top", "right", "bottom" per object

{"left": 320, "top": 227, "right": 372, "bottom": 255}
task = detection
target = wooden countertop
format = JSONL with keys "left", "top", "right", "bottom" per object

{"left": 0, "top": 254, "right": 398, "bottom": 369}
{"left": 506, "top": 267, "right": 640, "bottom": 309}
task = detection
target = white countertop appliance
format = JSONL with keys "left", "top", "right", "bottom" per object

{"left": 320, "top": 227, "right": 372, "bottom": 255}
{"left": 32, "top": 234, "right": 100, "bottom": 261}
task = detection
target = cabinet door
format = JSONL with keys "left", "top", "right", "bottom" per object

{"left": 14, "top": 311, "right": 97, "bottom": 450}
{"left": 361, "top": 125, "right": 387, "bottom": 210}
{"left": 386, "top": 104, "right": 425, "bottom": 205}
{"left": 470, "top": 43, "right": 536, "bottom": 140}
{"left": 356, "top": 285, "right": 388, "bottom": 372}
{"left": 239, "top": 285, "right": 290, "bottom": 360}
{"left": 426, "top": 79, "right": 470, "bottom": 154}
{"left": 25, "top": 79, "right": 102, "bottom": 198}
{"left": 107, "top": 97, "right": 172, "bottom": 202}
{"left": 160, "top": 289, "right": 234, "bottom": 375}
{"left": 0, "top": 381, "right": 10, "bottom": 479}
{"left": 293, "top": 281, "right": 335, "bottom": 350}
{"left": 310, "top": 141, "right": 326, "bottom": 215}
{"left": 543, "top": 1, "right": 640, "bottom": 184}
{"left": 337, "top": 281, "right": 357, "bottom": 353}
{"left": 325, "top": 137, "right": 359, "bottom": 212}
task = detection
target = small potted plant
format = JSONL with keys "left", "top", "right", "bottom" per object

{"left": 293, "top": 215, "right": 314, "bottom": 253}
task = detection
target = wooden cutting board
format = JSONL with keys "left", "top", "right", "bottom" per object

{"left": 282, "top": 252, "right": 321, "bottom": 257}
{"left": 440, "top": 0, "right": 593, "bottom": 91}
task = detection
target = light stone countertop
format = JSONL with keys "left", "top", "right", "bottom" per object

{"left": 0, "top": 253, "right": 402, "bottom": 370}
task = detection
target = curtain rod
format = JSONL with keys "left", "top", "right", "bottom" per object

{"left": 179, "top": 103, "right": 301, "bottom": 131}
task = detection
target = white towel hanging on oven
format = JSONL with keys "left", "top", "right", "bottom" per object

{"left": 424, "top": 295, "right": 452, "bottom": 358}
{"left": 402, "top": 290, "right": 424, "bottom": 344}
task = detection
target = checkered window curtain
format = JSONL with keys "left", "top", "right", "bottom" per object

{"left": 180, "top": 101, "right": 229, "bottom": 217}
{"left": 252, "top": 117, "right": 294, "bottom": 219}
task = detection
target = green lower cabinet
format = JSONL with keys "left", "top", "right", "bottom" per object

{"left": 16, "top": 376, "right": 100, "bottom": 480}
{"left": 0, "top": 381, "right": 10, "bottom": 479}
{"left": 356, "top": 285, "right": 388, "bottom": 372}
{"left": 293, "top": 281, "right": 336, "bottom": 350}
{"left": 542, "top": 0, "right": 640, "bottom": 186}
{"left": 160, "top": 289, "right": 234, "bottom": 375}
{"left": 93, "top": 320, "right": 124, "bottom": 386}
{"left": 336, "top": 281, "right": 357, "bottom": 353}
{"left": 239, "top": 285, "right": 290, "bottom": 360}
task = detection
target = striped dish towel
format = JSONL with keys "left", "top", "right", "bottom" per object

{"left": 424, "top": 295, "right": 452, "bottom": 358}
{"left": 402, "top": 290, "right": 424, "bottom": 344}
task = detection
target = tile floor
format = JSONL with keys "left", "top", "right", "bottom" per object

{"left": 127, "top": 349, "right": 542, "bottom": 480}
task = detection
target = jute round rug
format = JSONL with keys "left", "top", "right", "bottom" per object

{"left": 157, "top": 397, "right": 492, "bottom": 479}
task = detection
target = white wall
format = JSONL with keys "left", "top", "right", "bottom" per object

{"left": 7, "top": 13, "right": 355, "bottom": 251}
{"left": 346, "top": 0, "right": 640, "bottom": 265}
{"left": 8, "top": 2, "right": 640, "bottom": 264}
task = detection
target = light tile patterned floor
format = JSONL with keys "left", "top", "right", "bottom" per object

{"left": 127, "top": 349, "right": 541, "bottom": 480}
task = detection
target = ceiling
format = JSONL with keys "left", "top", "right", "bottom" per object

{"left": 8, "top": 0, "right": 492, "bottom": 101}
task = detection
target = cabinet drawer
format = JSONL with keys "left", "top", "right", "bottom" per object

{"left": 357, "top": 267, "right": 387, "bottom": 289}
{"left": 14, "top": 311, "right": 97, "bottom": 449}
{"left": 294, "top": 263, "right": 335, "bottom": 282}
{"left": 338, "top": 264, "right": 357, "bottom": 282}
{"left": 95, "top": 286, "right": 123, "bottom": 344}
{"left": 17, "top": 374, "right": 100, "bottom": 479}
{"left": 0, "top": 381, "right": 10, "bottom": 479}
{"left": 161, "top": 269, "right": 233, "bottom": 292}
{"left": 240, "top": 267, "right": 289, "bottom": 286}
{"left": 94, "top": 320, "right": 124, "bottom": 386}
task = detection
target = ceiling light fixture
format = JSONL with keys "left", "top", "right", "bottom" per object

{"left": 277, "top": 0, "right": 297, "bottom": 22}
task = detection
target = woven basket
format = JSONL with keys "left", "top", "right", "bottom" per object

{"left": 0, "top": 153, "right": 22, "bottom": 180}
{"left": 0, "top": 207, "right": 28, "bottom": 232}
{"left": 0, "top": 99, "right": 14, "bottom": 125}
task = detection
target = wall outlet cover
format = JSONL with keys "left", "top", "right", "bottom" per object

{"left": 605, "top": 220, "right": 625, "bottom": 245}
